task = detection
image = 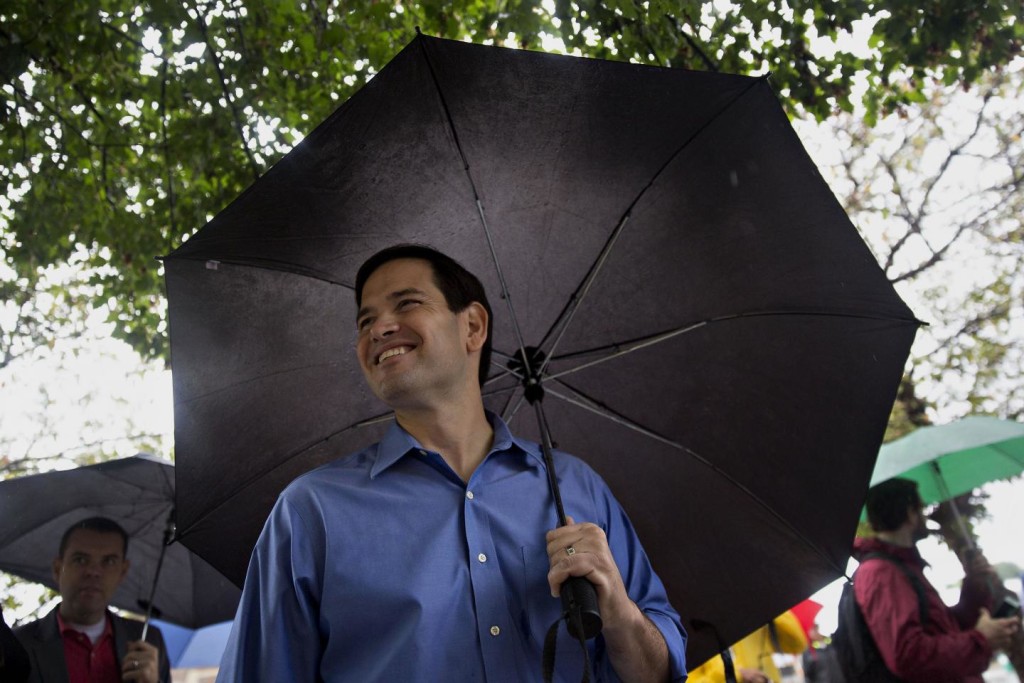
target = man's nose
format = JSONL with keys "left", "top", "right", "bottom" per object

{"left": 370, "top": 317, "right": 399, "bottom": 341}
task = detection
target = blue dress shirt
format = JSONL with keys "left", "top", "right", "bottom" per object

{"left": 217, "top": 413, "right": 686, "bottom": 682}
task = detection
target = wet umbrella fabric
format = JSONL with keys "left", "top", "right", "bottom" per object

{"left": 0, "top": 454, "right": 240, "bottom": 629}
{"left": 164, "top": 34, "right": 919, "bottom": 665}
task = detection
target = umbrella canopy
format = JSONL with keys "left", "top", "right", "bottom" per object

{"left": 163, "top": 34, "right": 919, "bottom": 665}
{"left": 0, "top": 454, "right": 240, "bottom": 629}
{"left": 870, "top": 416, "right": 1024, "bottom": 504}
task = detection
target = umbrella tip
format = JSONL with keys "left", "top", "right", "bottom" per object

{"left": 415, "top": 26, "right": 422, "bottom": 35}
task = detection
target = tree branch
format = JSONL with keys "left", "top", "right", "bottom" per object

{"left": 664, "top": 13, "right": 719, "bottom": 71}
{"left": 0, "top": 433, "right": 170, "bottom": 477}
{"left": 187, "top": 0, "right": 262, "bottom": 180}
{"left": 160, "top": 55, "right": 177, "bottom": 240}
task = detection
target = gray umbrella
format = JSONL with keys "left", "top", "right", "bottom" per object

{"left": 0, "top": 453, "right": 239, "bottom": 629}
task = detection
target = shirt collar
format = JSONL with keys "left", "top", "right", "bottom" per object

{"left": 370, "top": 410, "right": 544, "bottom": 478}
{"left": 853, "top": 536, "right": 928, "bottom": 568}
{"left": 56, "top": 608, "right": 112, "bottom": 640}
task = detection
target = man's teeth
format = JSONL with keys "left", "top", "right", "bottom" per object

{"left": 378, "top": 347, "right": 408, "bottom": 363}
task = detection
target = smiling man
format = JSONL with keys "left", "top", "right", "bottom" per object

{"left": 14, "top": 517, "right": 170, "bottom": 683}
{"left": 217, "top": 245, "right": 686, "bottom": 682}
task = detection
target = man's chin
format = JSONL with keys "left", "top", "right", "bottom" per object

{"left": 372, "top": 376, "right": 417, "bottom": 406}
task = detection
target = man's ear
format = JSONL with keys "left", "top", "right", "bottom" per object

{"left": 118, "top": 558, "right": 131, "bottom": 582}
{"left": 464, "top": 302, "right": 488, "bottom": 353}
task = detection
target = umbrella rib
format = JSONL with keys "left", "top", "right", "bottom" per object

{"left": 990, "top": 442, "right": 1024, "bottom": 469}
{"left": 176, "top": 411, "right": 394, "bottom": 538}
{"left": 415, "top": 35, "right": 531, "bottom": 365}
{"left": 546, "top": 321, "right": 708, "bottom": 382}
{"left": 543, "top": 308, "right": 920, "bottom": 382}
{"left": 176, "top": 361, "right": 344, "bottom": 404}
{"left": 168, "top": 254, "right": 351, "bottom": 286}
{"left": 543, "top": 381, "right": 844, "bottom": 574}
{"left": 536, "top": 213, "right": 630, "bottom": 378}
{"left": 536, "top": 76, "right": 769, "bottom": 374}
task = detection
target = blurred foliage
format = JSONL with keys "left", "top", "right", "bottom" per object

{"left": 1, "top": 0, "right": 1021, "bottom": 363}
{"left": 833, "top": 68, "right": 1023, "bottom": 553}
{"left": 816, "top": 69, "right": 1024, "bottom": 422}
{"left": 993, "top": 561, "right": 1022, "bottom": 581}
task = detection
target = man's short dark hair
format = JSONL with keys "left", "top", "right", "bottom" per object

{"left": 58, "top": 517, "right": 129, "bottom": 559}
{"left": 865, "top": 478, "right": 923, "bottom": 532}
{"left": 355, "top": 245, "right": 493, "bottom": 387}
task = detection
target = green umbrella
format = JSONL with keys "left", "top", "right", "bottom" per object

{"left": 868, "top": 416, "right": 1024, "bottom": 543}
{"left": 870, "top": 416, "right": 1024, "bottom": 503}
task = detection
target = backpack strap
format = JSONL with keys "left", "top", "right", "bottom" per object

{"left": 858, "top": 551, "right": 929, "bottom": 625}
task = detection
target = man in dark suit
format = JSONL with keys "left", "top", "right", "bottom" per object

{"left": 14, "top": 517, "right": 171, "bottom": 683}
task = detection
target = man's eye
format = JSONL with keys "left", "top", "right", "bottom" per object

{"left": 357, "top": 318, "right": 373, "bottom": 331}
{"left": 398, "top": 299, "right": 420, "bottom": 309}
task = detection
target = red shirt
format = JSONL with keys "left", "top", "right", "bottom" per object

{"left": 57, "top": 611, "right": 121, "bottom": 683}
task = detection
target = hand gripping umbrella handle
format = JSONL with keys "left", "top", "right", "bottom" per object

{"left": 561, "top": 576, "right": 603, "bottom": 639}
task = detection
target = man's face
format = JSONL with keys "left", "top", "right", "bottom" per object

{"left": 52, "top": 528, "right": 129, "bottom": 624}
{"left": 355, "top": 258, "right": 485, "bottom": 408}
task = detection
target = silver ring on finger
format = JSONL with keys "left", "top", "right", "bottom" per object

{"left": 565, "top": 546, "right": 576, "bottom": 556}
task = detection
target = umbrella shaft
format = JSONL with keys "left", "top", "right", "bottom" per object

{"left": 931, "top": 462, "right": 975, "bottom": 551}
{"left": 532, "top": 401, "right": 568, "bottom": 527}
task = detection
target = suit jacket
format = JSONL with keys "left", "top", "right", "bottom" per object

{"left": 13, "top": 606, "right": 171, "bottom": 683}
{"left": 1, "top": 604, "right": 30, "bottom": 682}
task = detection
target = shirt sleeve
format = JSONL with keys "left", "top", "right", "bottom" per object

{"left": 853, "top": 560, "right": 991, "bottom": 683}
{"left": 950, "top": 568, "right": 995, "bottom": 629}
{"left": 587, "top": 472, "right": 688, "bottom": 681}
{"left": 217, "top": 494, "right": 324, "bottom": 682}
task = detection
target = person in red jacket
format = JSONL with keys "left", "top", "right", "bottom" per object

{"left": 854, "top": 477, "right": 1019, "bottom": 682}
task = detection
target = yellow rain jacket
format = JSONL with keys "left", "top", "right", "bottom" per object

{"left": 687, "top": 609, "right": 808, "bottom": 683}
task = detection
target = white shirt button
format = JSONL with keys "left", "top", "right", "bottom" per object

{"left": 418, "top": 449, "right": 427, "bottom": 456}
{"left": 477, "top": 553, "right": 487, "bottom": 563}
{"left": 490, "top": 626, "right": 500, "bottom": 636}
{"left": 466, "top": 490, "right": 474, "bottom": 500}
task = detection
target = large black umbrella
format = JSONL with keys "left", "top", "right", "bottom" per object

{"left": 0, "top": 454, "right": 240, "bottom": 629}
{"left": 164, "top": 34, "right": 919, "bottom": 666}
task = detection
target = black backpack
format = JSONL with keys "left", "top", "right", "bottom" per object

{"left": 831, "top": 551, "right": 929, "bottom": 683}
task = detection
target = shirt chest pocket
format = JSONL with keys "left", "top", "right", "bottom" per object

{"left": 507, "top": 543, "right": 562, "bottom": 642}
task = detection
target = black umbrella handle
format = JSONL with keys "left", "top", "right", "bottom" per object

{"left": 561, "top": 577, "right": 603, "bottom": 639}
